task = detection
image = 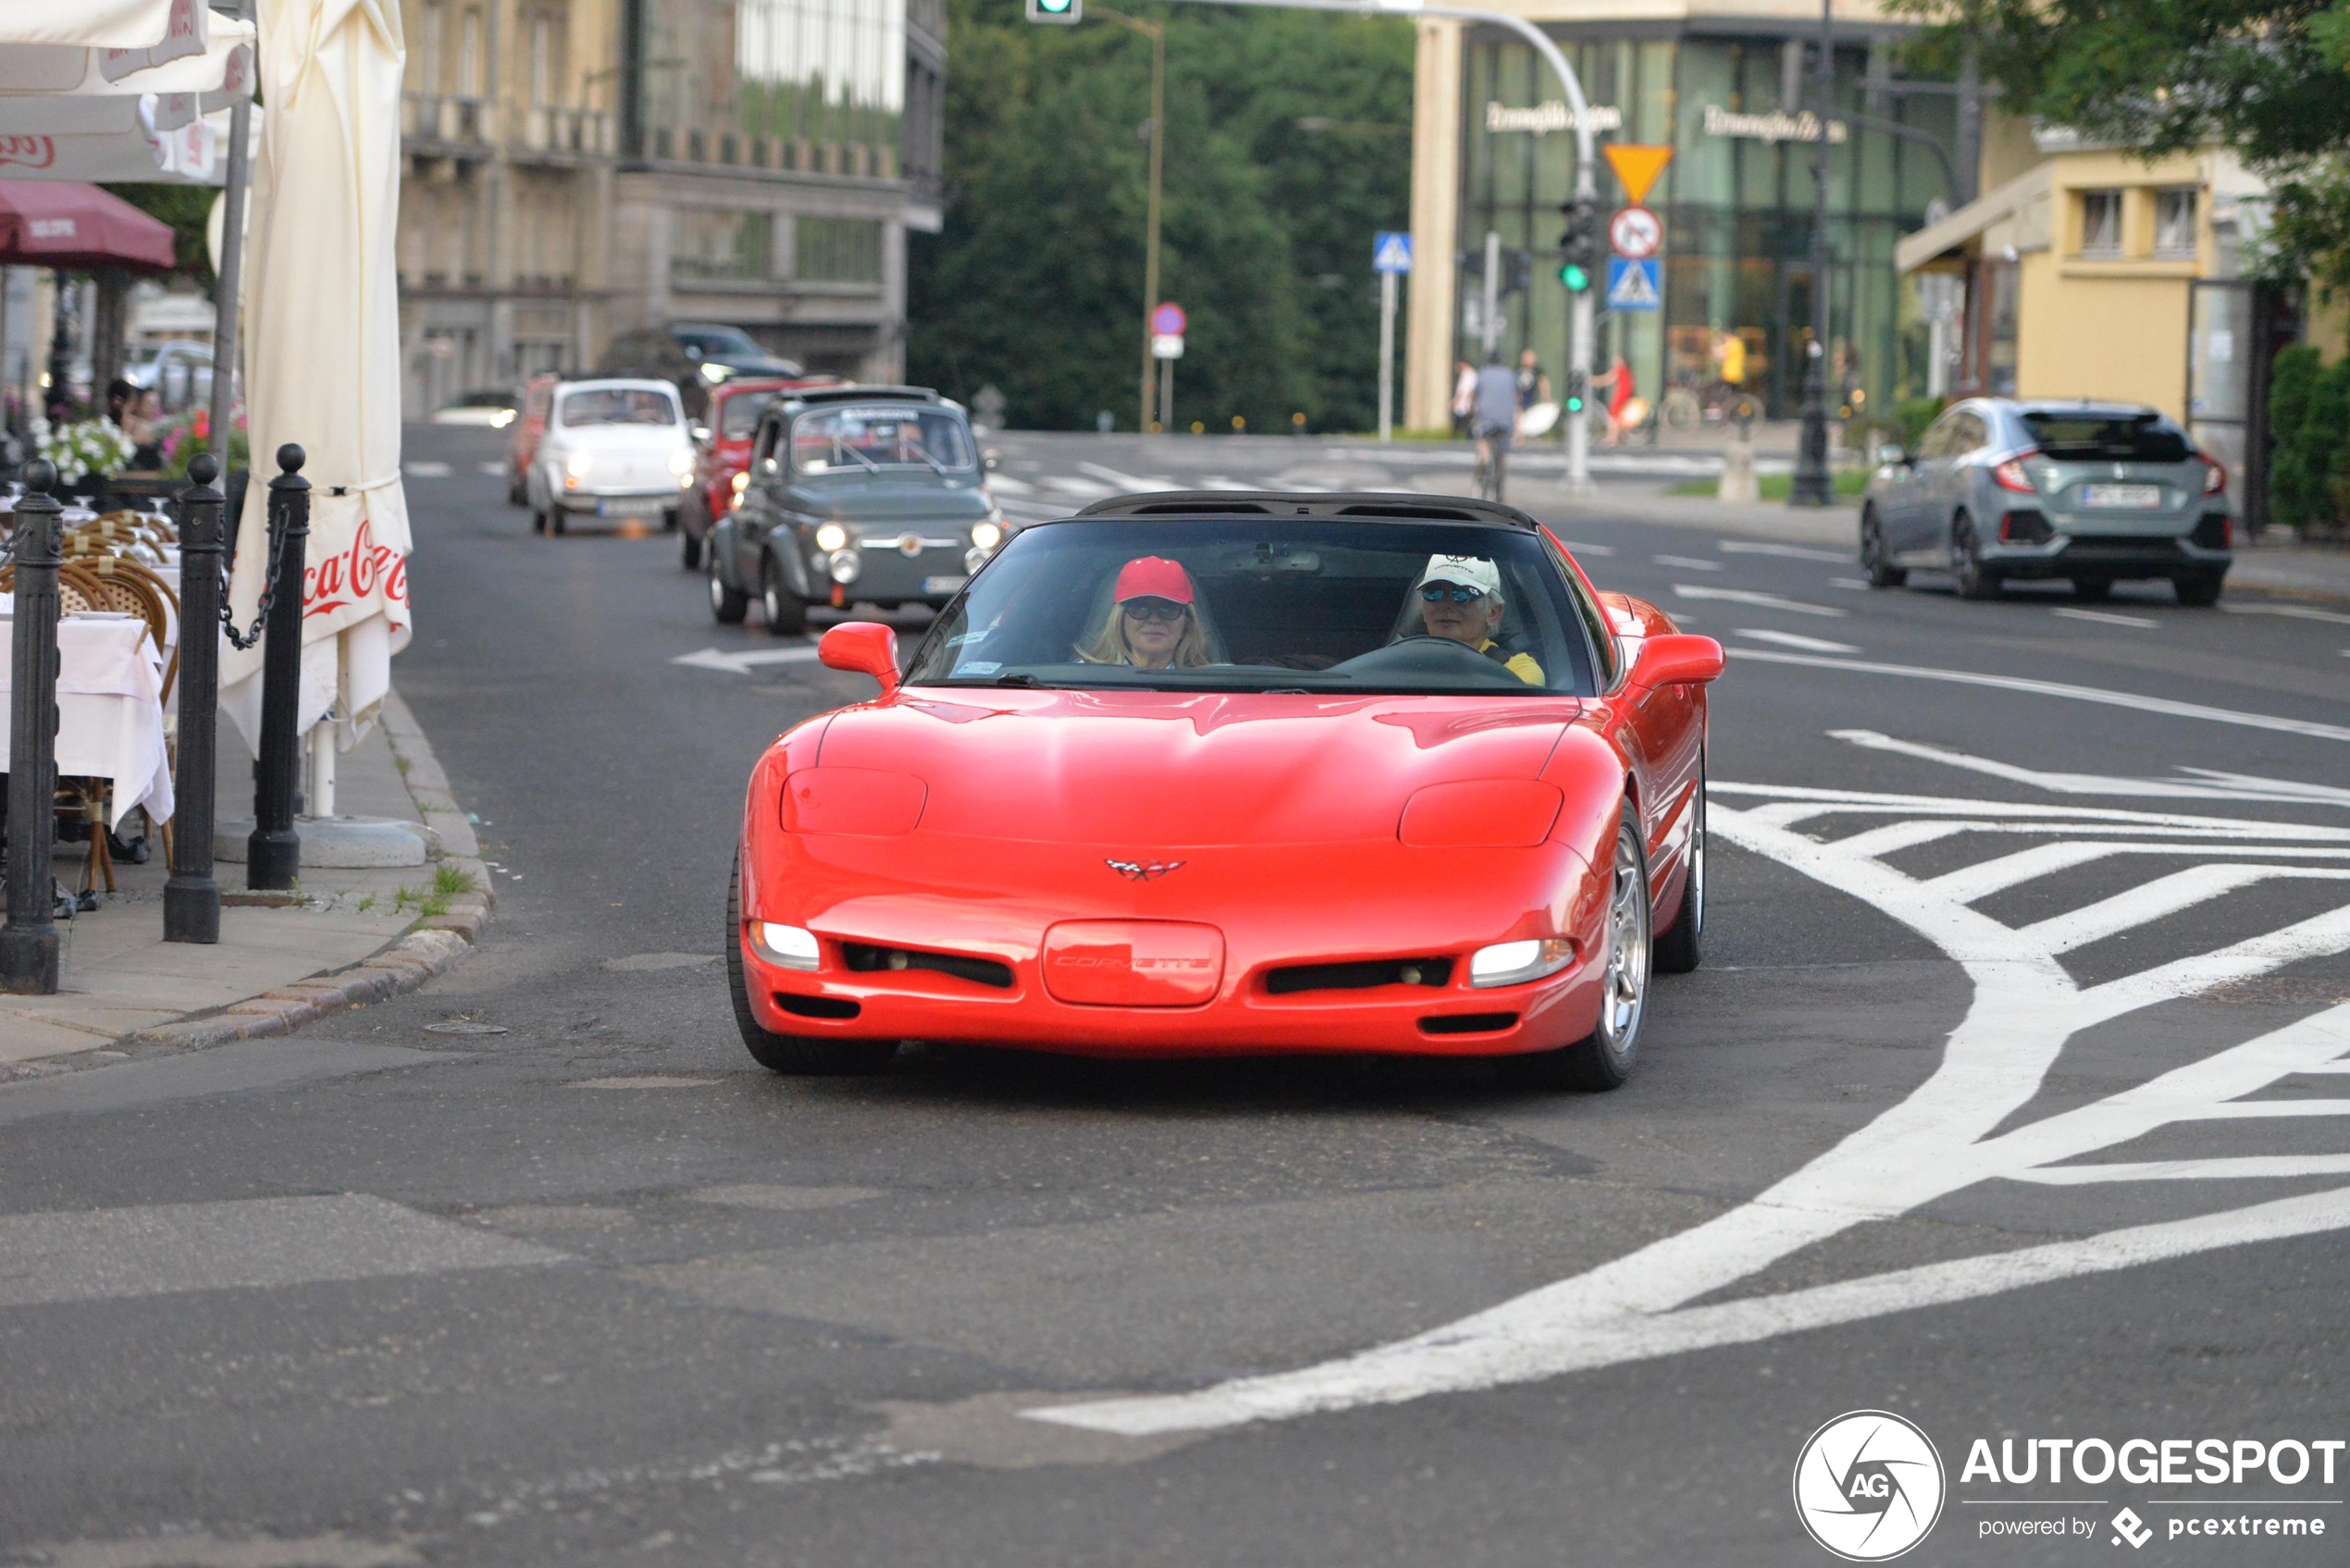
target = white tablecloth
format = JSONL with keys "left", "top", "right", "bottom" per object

{"left": 0, "top": 613, "right": 175, "bottom": 829}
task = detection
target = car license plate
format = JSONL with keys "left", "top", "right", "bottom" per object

{"left": 595, "top": 496, "right": 671, "bottom": 516}
{"left": 922, "top": 574, "right": 969, "bottom": 595}
{"left": 2080, "top": 484, "right": 2162, "bottom": 509}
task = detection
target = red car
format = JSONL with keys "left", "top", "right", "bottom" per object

{"left": 505, "top": 374, "right": 560, "bottom": 506}
{"left": 679, "top": 377, "right": 790, "bottom": 571}
{"left": 727, "top": 493, "right": 1722, "bottom": 1090}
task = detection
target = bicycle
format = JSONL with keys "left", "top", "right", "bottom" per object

{"left": 1473, "top": 427, "right": 1511, "bottom": 503}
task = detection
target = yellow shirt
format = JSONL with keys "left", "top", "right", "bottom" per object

{"left": 1720, "top": 335, "right": 1747, "bottom": 386}
{"left": 1480, "top": 639, "right": 1544, "bottom": 685}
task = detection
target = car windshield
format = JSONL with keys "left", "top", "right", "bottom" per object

{"left": 559, "top": 388, "right": 681, "bottom": 427}
{"left": 792, "top": 405, "right": 974, "bottom": 474}
{"left": 904, "top": 519, "right": 1600, "bottom": 697}
{"left": 673, "top": 326, "right": 764, "bottom": 358}
{"left": 719, "top": 391, "right": 777, "bottom": 439}
{"left": 2022, "top": 413, "right": 2192, "bottom": 463}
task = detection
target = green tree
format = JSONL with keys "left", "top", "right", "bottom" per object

{"left": 908, "top": 0, "right": 1411, "bottom": 432}
{"left": 1892, "top": 0, "right": 2350, "bottom": 293}
{"left": 113, "top": 182, "right": 216, "bottom": 289}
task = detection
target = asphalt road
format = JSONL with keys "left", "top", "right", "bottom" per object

{"left": 4, "top": 426, "right": 2347, "bottom": 1568}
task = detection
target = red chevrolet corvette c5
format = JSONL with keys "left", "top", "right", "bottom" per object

{"left": 728, "top": 493, "right": 1722, "bottom": 1089}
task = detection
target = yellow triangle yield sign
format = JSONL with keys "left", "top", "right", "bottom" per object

{"left": 1602, "top": 143, "right": 1674, "bottom": 206}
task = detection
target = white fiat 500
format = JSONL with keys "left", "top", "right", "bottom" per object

{"left": 526, "top": 377, "right": 696, "bottom": 536}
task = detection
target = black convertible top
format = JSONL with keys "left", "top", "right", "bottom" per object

{"left": 1073, "top": 491, "right": 1540, "bottom": 531}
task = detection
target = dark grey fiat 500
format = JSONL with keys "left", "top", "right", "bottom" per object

{"left": 706, "top": 387, "right": 1006, "bottom": 635}
{"left": 1861, "top": 399, "right": 2233, "bottom": 605}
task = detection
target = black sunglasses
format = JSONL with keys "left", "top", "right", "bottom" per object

{"left": 1419, "top": 583, "right": 1490, "bottom": 604}
{"left": 1122, "top": 598, "right": 1189, "bottom": 623}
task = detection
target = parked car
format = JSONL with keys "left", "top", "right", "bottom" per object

{"left": 705, "top": 387, "right": 1005, "bottom": 634}
{"left": 724, "top": 491, "right": 1722, "bottom": 1084}
{"left": 521, "top": 378, "right": 695, "bottom": 536}
{"left": 679, "top": 377, "right": 790, "bottom": 572}
{"left": 123, "top": 339, "right": 217, "bottom": 414}
{"left": 430, "top": 389, "right": 518, "bottom": 427}
{"left": 506, "top": 373, "right": 559, "bottom": 505}
{"left": 598, "top": 322, "right": 803, "bottom": 421}
{"left": 1861, "top": 398, "right": 2232, "bottom": 604}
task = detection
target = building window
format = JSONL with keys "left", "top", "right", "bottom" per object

{"left": 459, "top": 6, "right": 484, "bottom": 97}
{"left": 2079, "top": 190, "right": 2122, "bottom": 256}
{"left": 674, "top": 209, "right": 775, "bottom": 283}
{"left": 2154, "top": 188, "right": 2198, "bottom": 258}
{"left": 529, "top": 15, "right": 555, "bottom": 107}
{"left": 796, "top": 216, "right": 882, "bottom": 283}
{"left": 418, "top": 2, "right": 442, "bottom": 94}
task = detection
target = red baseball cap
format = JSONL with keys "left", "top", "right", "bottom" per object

{"left": 1113, "top": 556, "right": 1194, "bottom": 605}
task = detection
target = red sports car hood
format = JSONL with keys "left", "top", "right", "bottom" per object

{"left": 810, "top": 688, "right": 1582, "bottom": 846}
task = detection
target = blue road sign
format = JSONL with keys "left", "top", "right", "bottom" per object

{"left": 1372, "top": 232, "right": 1414, "bottom": 275}
{"left": 1606, "top": 257, "right": 1661, "bottom": 312}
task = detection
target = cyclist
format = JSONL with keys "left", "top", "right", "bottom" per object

{"left": 1471, "top": 350, "right": 1519, "bottom": 501}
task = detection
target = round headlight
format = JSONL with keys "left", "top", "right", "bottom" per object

{"left": 814, "top": 523, "right": 849, "bottom": 552}
{"left": 970, "top": 520, "right": 1002, "bottom": 551}
{"left": 667, "top": 449, "right": 695, "bottom": 478}
{"left": 828, "top": 549, "right": 861, "bottom": 584}
{"left": 564, "top": 449, "right": 592, "bottom": 477}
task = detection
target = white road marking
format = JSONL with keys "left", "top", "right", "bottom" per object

{"left": 1828, "top": 729, "right": 2350, "bottom": 807}
{"left": 1717, "top": 540, "right": 1851, "bottom": 563}
{"left": 2053, "top": 607, "right": 2158, "bottom": 629}
{"left": 1043, "top": 475, "right": 1116, "bottom": 499}
{"left": 1731, "top": 648, "right": 2350, "bottom": 744}
{"left": 1733, "top": 629, "right": 1861, "bottom": 655}
{"left": 674, "top": 645, "right": 822, "bottom": 674}
{"left": 2223, "top": 602, "right": 2350, "bottom": 626}
{"left": 1078, "top": 461, "right": 1177, "bottom": 491}
{"left": 983, "top": 474, "right": 1035, "bottom": 495}
{"left": 1653, "top": 554, "right": 1722, "bottom": 572}
{"left": 1560, "top": 540, "right": 1615, "bottom": 556}
{"left": 2022, "top": 866, "right": 2350, "bottom": 952}
{"left": 1032, "top": 784, "right": 2350, "bottom": 1437}
{"left": 1672, "top": 585, "right": 1846, "bottom": 618}
{"left": 477, "top": 461, "right": 506, "bottom": 477}
{"left": 1195, "top": 475, "right": 1262, "bottom": 490}
{"left": 402, "top": 461, "right": 452, "bottom": 478}
{"left": 0, "top": 1195, "right": 563, "bottom": 1309}
{"left": 1827, "top": 576, "right": 1872, "bottom": 590}
{"left": 2015, "top": 1155, "right": 2350, "bottom": 1184}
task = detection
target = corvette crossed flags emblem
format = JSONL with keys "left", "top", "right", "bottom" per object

{"left": 1106, "top": 858, "right": 1185, "bottom": 882}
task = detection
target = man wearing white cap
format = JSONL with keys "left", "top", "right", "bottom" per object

{"left": 1414, "top": 554, "right": 1544, "bottom": 685}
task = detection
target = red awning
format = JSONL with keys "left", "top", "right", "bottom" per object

{"left": 0, "top": 179, "right": 177, "bottom": 270}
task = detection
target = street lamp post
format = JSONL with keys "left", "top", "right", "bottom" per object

{"left": 1788, "top": 0, "right": 1837, "bottom": 507}
{"left": 1095, "top": 6, "right": 1168, "bottom": 434}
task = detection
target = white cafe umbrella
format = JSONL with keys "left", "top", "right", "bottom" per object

{"left": 0, "top": 0, "right": 197, "bottom": 50}
{"left": 218, "top": 0, "right": 410, "bottom": 761}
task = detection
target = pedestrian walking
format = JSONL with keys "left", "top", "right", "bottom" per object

{"left": 1450, "top": 358, "right": 1476, "bottom": 438}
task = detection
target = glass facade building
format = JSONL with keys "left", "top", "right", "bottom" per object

{"left": 1458, "top": 26, "right": 1957, "bottom": 420}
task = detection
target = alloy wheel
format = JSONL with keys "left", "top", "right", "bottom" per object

{"left": 1597, "top": 820, "right": 1651, "bottom": 1054}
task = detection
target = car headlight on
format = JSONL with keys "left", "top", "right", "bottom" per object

{"left": 814, "top": 523, "right": 849, "bottom": 552}
{"left": 751, "top": 921, "right": 820, "bottom": 970}
{"left": 564, "top": 449, "right": 593, "bottom": 478}
{"left": 828, "top": 549, "right": 861, "bottom": 584}
{"left": 668, "top": 449, "right": 696, "bottom": 481}
{"left": 701, "top": 362, "right": 732, "bottom": 383}
{"left": 970, "top": 520, "right": 1002, "bottom": 551}
{"left": 489, "top": 408, "right": 516, "bottom": 428}
{"left": 1468, "top": 937, "right": 1577, "bottom": 989}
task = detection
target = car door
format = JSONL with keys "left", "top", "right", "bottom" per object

{"left": 733, "top": 415, "right": 785, "bottom": 584}
{"left": 1887, "top": 412, "right": 1953, "bottom": 558}
{"left": 1937, "top": 407, "right": 1989, "bottom": 562}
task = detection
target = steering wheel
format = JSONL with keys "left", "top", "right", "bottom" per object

{"left": 1329, "top": 635, "right": 1517, "bottom": 682}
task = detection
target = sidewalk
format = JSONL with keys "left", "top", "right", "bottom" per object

{"left": 0, "top": 690, "right": 495, "bottom": 1071}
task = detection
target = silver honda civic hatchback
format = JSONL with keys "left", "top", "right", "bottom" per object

{"left": 1860, "top": 398, "right": 2233, "bottom": 604}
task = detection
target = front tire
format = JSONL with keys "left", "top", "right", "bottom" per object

{"left": 1861, "top": 506, "right": 1906, "bottom": 588}
{"left": 761, "top": 556, "right": 808, "bottom": 636}
{"left": 1951, "top": 514, "right": 1999, "bottom": 599}
{"left": 709, "top": 547, "right": 748, "bottom": 624}
{"left": 2173, "top": 571, "right": 2224, "bottom": 607}
{"left": 1652, "top": 766, "right": 1704, "bottom": 975}
{"left": 726, "top": 857, "right": 897, "bottom": 1076}
{"left": 1502, "top": 800, "right": 1652, "bottom": 1092}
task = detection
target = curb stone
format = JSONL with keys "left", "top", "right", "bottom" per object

{"left": 119, "top": 702, "right": 499, "bottom": 1051}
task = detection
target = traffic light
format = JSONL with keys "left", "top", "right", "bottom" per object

{"left": 1557, "top": 195, "right": 1598, "bottom": 293}
{"left": 1026, "top": 0, "right": 1080, "bottom": 20}
{"left": 1503, "top": 248, "right": 1533, "bottom": 297}
{"left": 1564, "top": 368, "right": 1589, "bottom": 414}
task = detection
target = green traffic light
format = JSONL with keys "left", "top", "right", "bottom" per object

{"left": 1039, "top": 0, "right": 1073, "bottom": 9}
{"left": 1565, "top": 395, "right": 1586, "bottom": 413}
{"left": 1560, "top": 263, "right": 1590, "bottom": 293}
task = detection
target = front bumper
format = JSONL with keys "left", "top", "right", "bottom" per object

{"left": 736, "top": 832, "right": 1609, "bottom": 1058}
{"left": 785, "top": 532, "right": 973, "bottom": 602}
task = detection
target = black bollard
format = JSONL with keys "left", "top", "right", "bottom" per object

{"left": 246, "top": 444, "right": 308, "bottom": 890}
{"left": 164, "top": 454, "right": 225, "bottom": 943}
{"left": 1, "top": 462, "right": 66, "bottom": 994}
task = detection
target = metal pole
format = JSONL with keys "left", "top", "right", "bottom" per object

{"left": 1158, "top": 0, "right": 1600, "bottom": 489}
{"left": 1480, "top": 230, "right": 1500, "bottom": 359}
{"left": 1, "top": 462, "right": 64, "bottom": 994}
{"left": 208, "top": 0, "right": 255, "bottom": 514}
{"left": 1378, "top": 266, "right": 1397, "bottom": 444}
{"left": 1788, "top": 0, "right": 1836, "bottom": 507}
{"left": 164, "top": 455, "right": 226, "bottom": 943}
{"left": 247, "top": 443, "right": 308, "bottom": 890}
{"left": 1127, "top": 16, "right": 1166, "bottom": 433}
{"left": 1159, "top": 353, "right": 1173, "bottom": 434}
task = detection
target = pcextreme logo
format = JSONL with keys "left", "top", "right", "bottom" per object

{"left": 1793, "top": 1411, "right": 1948, "bottom": 1562}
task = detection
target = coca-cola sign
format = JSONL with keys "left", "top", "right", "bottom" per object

{"left": 0, "top": 137, "right": 58, "bottom": 171}
{"left": 303, "top": 517, "right": 410, "bottom": 620}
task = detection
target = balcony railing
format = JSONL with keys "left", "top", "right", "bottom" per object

{"left": 402, "top": 94, "right": 496, "bottom": 149}
{"left": 519, "top": 105, "right": 616, "bottom": 157}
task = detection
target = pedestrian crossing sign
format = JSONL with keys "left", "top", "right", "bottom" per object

{"left": 1372, "top": 231, "right": 1414, "bottom": 274}
{"left": 1606, "top": 257, "right": 1661, "bottom": 312}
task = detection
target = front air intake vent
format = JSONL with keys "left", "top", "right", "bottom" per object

{"left": 1419, "top": 1012, "right": 1518, "bottom": 1035}
{"left": 1265, "top": 957, "right": 1453, "bottom": 995}
{"left": 842, "top": 944, "right": 1015, "bottom": 989}
{"left": 776, "top": 994, "right": 860, "bottom": 1020}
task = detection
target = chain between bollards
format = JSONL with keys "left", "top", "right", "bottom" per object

{"left": 247, "top": 444, "right": 308, "bottom": 891}
{"left": 164, "top": 454, "right": 226, "bottom": 943}
{"left": 1, "top": 461, "right": 66, "bottom": 994}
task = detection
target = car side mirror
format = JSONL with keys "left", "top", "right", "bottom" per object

{"left": 981, "top": 448, "right": 1000, "bottom": 473}
{"left": 819, "top": 622, "right": 901, "bottom": 697}
{"left": 691, "top": 425, "right": 711, "bottom": 445}
{"left": 1630, "top": 633, "right": 1725, "bottom": 690}
{"left": 1874, "top": 442, "right": 1909, "bottom": 467}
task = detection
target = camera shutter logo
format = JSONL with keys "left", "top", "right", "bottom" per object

{"left": 1792, "top": 1411, "right": 1946, "bottom": 1561}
